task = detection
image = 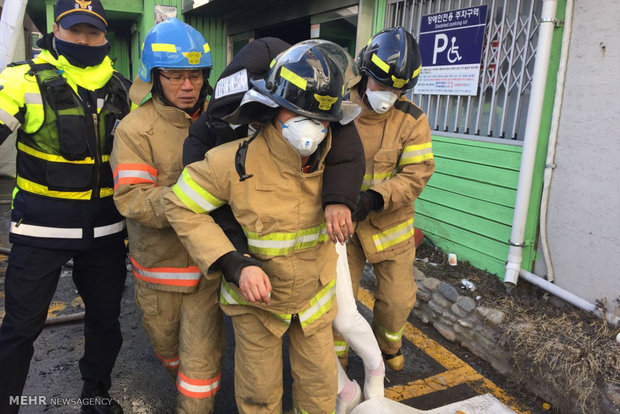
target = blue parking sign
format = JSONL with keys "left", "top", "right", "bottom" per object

{"left": 415, "top": 5, "right": 488, "bottom": 96}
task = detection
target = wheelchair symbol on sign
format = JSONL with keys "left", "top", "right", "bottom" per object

{"left": 433, "top": 34, "right": 463, "bottom": 64}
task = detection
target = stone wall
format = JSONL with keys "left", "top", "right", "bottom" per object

{"left": 411, "top": 268, "right": 619, "bottom": 414}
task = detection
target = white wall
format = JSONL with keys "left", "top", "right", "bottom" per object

{"left": 535, "top": 1, "right": 620, "bottom": 305}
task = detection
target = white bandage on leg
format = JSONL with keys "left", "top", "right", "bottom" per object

{"left": 333, "top": 243, "right": 385, "bottom": 399}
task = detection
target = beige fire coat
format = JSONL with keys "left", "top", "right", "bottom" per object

{"left": 352, "top": 90, "right": 435, "bottom": 263}
{"left": 110, "top": 96, "right": 207, "bottom": 293}
{"left": 164, "top": 122, "right": 339, "bottom": 337}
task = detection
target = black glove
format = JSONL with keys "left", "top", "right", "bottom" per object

{"left": 351, "top": 190, "right": 384, "bottom": 222}
{"left": 214, "top": 251, "right": 262, "bottom": 286}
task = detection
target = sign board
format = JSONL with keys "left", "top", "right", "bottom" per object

{"left": 155, "top": 5, "right": 177, "bottom": 24}
{"left": 414, "top": 5, "right": 488, "bottom": 96}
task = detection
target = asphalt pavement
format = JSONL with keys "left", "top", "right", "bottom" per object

{"left": 0, "top": 175, "right": 547, "bottom": 413}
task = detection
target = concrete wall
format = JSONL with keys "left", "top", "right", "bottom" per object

{"left": 535, "top": 1, "right": 620, "bottom": 305}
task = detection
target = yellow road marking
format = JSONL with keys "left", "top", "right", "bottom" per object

{"left": 47, "top": 301, "right": 67, "bottom": 318}
{"left": 358, "top": 286, "right": 530, "bottom": 414}
{"left": 71, "top": 296, "right": 84, "bottom": 308}
{"left": 386, "top": 365, "right": 483, "bottom": 400}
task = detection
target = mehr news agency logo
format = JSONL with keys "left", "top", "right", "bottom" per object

{"left": 9, "top": 395, "right": 114, "bottom": 407}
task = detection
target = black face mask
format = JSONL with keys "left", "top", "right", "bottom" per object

{"left": 54, "top": 37, "right": 111, "bottom": 68}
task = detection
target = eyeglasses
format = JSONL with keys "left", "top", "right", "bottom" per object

{"left": 159, "top": 71, "right": 204, "bottom": 86}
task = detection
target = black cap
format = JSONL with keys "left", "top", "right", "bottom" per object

{"left": 55, "top": 0, "right": 107, "bottom": 32}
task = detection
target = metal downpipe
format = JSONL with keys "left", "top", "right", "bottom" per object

{"left": 504, "top": 0, "right": 559, "bottom": 288}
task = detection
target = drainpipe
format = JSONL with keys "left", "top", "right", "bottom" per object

{"left": 504, "top": 0, "right": 559, "bottom": 289}
{"left": 520, "top": 269, "right": 619, "bottom": 326}
{"left": 539, "top": 0, "right": 574, "bottom": 283}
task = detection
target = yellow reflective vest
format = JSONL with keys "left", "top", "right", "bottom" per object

{"left": 165, "top": 122, "right": 338, "bottom": 337}
{"left": 0, "top": 49, "right": 130, "bottom": 249}
{"left": 353, "top": 90, "right": 435, "bottom": 262}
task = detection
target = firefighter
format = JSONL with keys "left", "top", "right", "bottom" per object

{"left": 109, "top": 18, "right": 224, "bottom": 414}
{"left": 0, "top": 1, "right": 130, "bottom": 413}
{"left": 165, "top": 40, "right": 348, "bottom": 414}
{"left": 344, "top": 27, "right": 435, "bottom": 372}
{"left": 182, "top": 38, "right": 384, "bottom": 413}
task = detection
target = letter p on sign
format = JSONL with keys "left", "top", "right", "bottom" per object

{"left": 433, "top": 33, "right": 448, "bottom": 64}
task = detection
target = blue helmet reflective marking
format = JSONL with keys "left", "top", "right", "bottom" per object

{"left": 139, "top": 18, "right": 213, "bottom": 82}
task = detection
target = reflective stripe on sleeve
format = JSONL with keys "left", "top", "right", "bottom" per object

{"left": 244, "top": 224, "right": 330, "bottom": 256}
{"left": 177, "top": 371, "right": 221, "bottom": 399}
{"left": 361, "top": 171, "right": 394, "bottom": 190}
{"left": 172, "top": 168, "right": 224, "bottom": 214}
{"left": 372, "top": 217, "right": 415, "bottom": 252}
{"left": 113, "top": 163, "right": 158, "bottom": 189}
{"left": 398, "top": 142, "right": 433, "bottom": 166}
{"left": 10, "top": 221, "right": 82, "bottom": 239}
{"left": 156, "top": 354, "right": 180, "bottom": 368}
{"left": 130, "top": 256, "right": 201, "bottom": 287}
{"left": 0, "top": 107, "right": 21, "bottom": 131}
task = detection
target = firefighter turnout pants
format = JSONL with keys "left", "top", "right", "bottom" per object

{"left": 230, "top": 311, "right": 338, "bottom": 414}
{"left": 347, "top": 233, "right": 417, "bottom": 355}
{"left": 0, "top": 241, "right": 127, "bottom": 413}
{"left": 134, "top": 275, "right": 224, "bottom": 414}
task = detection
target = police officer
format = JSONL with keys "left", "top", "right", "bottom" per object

{"left": 110, "top": 18, "right": 224, "bottom": 414}
{"left": 343, "top": 27, "right": 435, "bottom": 372}
{"left": 0, "top": 1, "right": 130, "bottom": 413}
{"left": 165, "top": 40, "right": 347, "bottom": 414}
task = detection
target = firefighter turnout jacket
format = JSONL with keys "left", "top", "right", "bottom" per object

{"left": 110, "top": 96, "right": 208, "bottom": 293}
{"left": 165, "top": 122, "right": 339, "bottom": 337}
{"left": 0, "top": 49, "right": 130, "bottom": 249}
{"left": 353, "top": 89, "right": 435, "bottom": 263}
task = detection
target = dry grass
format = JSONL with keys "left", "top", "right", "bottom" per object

{"left": 498, "top": 296, "right": 620, "bottom": 413}
{"left": 415, "top": 241, "right": 620, "bottom": 414}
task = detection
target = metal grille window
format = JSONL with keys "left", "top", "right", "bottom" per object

{"left": 386, "top": 0, "right": 543, "bottom": 141}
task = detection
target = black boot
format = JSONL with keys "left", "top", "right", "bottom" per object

{"left": 80, "top": 382, "right": 123, "bottom": 414}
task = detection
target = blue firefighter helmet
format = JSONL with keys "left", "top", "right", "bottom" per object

{"left": 139, "top": 18, "right": 213, "bottom": 82}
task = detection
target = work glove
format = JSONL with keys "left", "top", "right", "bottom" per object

{"left": 351, "top": 190, "right": 384, "bottom": 222}
{"left": 215, "top": 251, "right": 262, "bottom": 286}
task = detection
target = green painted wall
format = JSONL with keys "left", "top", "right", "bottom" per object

{"left": 520, "top": 0, "right": 566, "bottom": 271}
{"left": 414, "top": 2, "right": 567, "bottom": 279}
{"left": 372, "top": 0, "right": 386, "bottom": 34}
{"left": 107, "top": 32, "right": 131, "bottom": 78}
{"left": 415, "top": 137, "right": 522, "bottom": 277}
{"left": 184, "top": 15, "right": 227, "bottom": 86}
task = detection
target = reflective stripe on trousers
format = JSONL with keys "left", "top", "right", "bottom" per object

{"left": 10, "top": 220, "right": 125, "bottom": 239}
{"left": 156, "top": 353, "right": 180, "bottom": 369}
{"left": 375, "top": 321, "right": 405, "bottom": 342}
{"left": 177, "top": 371, "right": 221, "bottom": 399}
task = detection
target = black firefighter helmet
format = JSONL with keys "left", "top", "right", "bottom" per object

{"left": 357, "top": 26, "right": 422, "bottom": 91}
{"left": 252, "top": 39, "right": 346, "bottom": 122}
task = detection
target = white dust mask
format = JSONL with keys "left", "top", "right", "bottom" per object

{"left": 365, "top": 88, "right": 398, "bottom": 114}
{"left": 279, "top": 116, "right": 327, "bottom": 157}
